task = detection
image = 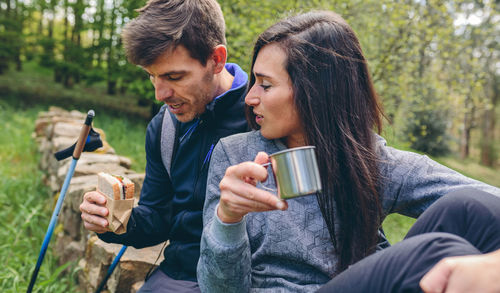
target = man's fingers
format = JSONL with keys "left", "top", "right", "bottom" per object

{"left": 420, "top": 258, "right": 455, "bottom": 293}
{"left": 83, "top": 222, "right": 108, "bottom": 234}
{"left": 80, "top": 200, "right": 109, "bottom": 217}
{"left": 80, "top": 191, "right": 110, "bottom": 234}
{"left": 81, "top": 212, "right": 109, "bottom": 232}
{"left": 84, "top": 191, "right": 107, "bottom": 205}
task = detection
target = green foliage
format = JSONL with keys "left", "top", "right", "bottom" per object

{"left": 38, "top": 37, "right": 56, "bottom": 67}
{"left": 1, "top": 0, "right": 499, "bottom": 165}
{"left": 0, "top": 16, "right": 23, "bottom": 74}
{"left": 400, "top": 107, "right": 450, "bottom": 156}
{"left": 382, "top": 214, "right": 416, "bottom": 245}
{"left": 93, "top": 113, "right": 147, "bottom": 173}
{"left": 0, "top": 100, "right": 79, "bottom": 292}
{"left": 0, "top": 61, "right": 151, "bottom": 120}
{"left": 119, "top": 63, "right": 155, "bottom": 102}
{"left": 53, "top": 60, "right": 82, "bottom": 87}
{"left": 395, "top": 84, "right": 451, "bottom": 156}
{"left": 0, "top": 99, "right": 147, "bottom": 291}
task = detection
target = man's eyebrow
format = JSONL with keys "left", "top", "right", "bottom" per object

{"left": 141, "top": 69, "right": 187, "bottom": 76}
{"left": 159, "top": 70, "right": 187, "bottom": 77}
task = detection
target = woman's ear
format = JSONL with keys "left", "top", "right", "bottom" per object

{"left": 210, "top": 45, "right": 227, "bottom": 74}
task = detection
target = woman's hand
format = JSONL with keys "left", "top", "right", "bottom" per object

{"left": 217, "top": 152, "right": 288, "bottom": 223}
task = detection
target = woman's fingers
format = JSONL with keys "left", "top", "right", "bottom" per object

{"left": 226, "top": 161, "right": 268, "bottom": 182}
{"left": 217, "top": 189, "right": 278, "bottom": 224}
{"left": 254, "top": 152, "right": 270, "bottom": 165}
{"left": 221, "top": 166, "right": 282, "bottom": 209}
{"left": 217, "top": 160, "right": 287, "bottom": 223}
{"left": 221, "top": 180, "right": 278, "bottom": 211}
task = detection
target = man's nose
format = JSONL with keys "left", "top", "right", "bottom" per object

{"left": 154, "top": 79, "right": 174, "bottom": 102}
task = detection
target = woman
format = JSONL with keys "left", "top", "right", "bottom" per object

{"left": 197, "top": 11, "right": 500, "bottom": 292}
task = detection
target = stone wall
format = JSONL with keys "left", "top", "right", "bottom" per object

{"left": 34, "top": 107, "right": 165, "bottom": 293}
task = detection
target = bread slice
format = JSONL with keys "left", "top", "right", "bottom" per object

{"left": 120, "top": 176, "right": 135, "bottom": 199}
{"left": 97, "top": 172, "right": 135, "bottom": 200}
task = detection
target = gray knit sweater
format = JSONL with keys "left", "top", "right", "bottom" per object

{"left": 197, "top": 130, "right": 499, "bottom": 292}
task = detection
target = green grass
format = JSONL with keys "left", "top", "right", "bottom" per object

{"left": 0, "top": 100, "right": 80, "bottom": 292}
{"left": 93, "top": 112, "right": 147, "bottom": 173}
{"left": 434, "top": 156, "right": 499, "bottom": 188}
{"left": 0, "top": 97, "right": 147, "bottom": 292}
{"left": 381, "top": 128, "right": 500, "bottom": 244}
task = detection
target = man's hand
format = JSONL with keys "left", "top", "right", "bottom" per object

{"left": 79, "top": 191, "right": 110, "bottom": 234}
{"left": 217, "top": 152, "right": 287, "bottom": 224}
{"left": 420, "top": 249, "right": 500, "bottom": 293}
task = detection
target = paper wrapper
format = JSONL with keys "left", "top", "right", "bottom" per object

{"left": 100, "top": 192, "right": 134, "bottom": 234}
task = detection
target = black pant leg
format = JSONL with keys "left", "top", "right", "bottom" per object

{"left": 316, "top": 233, "right": 480, "bottom": 293}
{"left": 406, "top": 188, "right": 500, "bottom": 253}
{"left": 318, "top": 188, "right": 500, "bottom": 293}
{"left": 138, "top": 268, "right": 201, "bottom": 293}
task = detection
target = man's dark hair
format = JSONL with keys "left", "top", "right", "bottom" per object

{"left": 246, "top": 11, "right": 385, "bottom": 273}
{"left": 122, "top": 0, "right": 226, "bottom": 66}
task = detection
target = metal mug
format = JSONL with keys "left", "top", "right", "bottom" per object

{"left": 261, "top": 146, "right": 322, "bottom": 199}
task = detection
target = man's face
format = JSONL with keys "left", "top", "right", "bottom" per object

{"left": 144, "top": 45, "right": 216, "bottom": 122}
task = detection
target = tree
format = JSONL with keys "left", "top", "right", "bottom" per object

{"left": 0, "top": 0, "right": 24, "bottom": 73}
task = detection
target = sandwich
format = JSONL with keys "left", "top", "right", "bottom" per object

{"left": 97, "top": 172, "right": 135, "bottom": 200}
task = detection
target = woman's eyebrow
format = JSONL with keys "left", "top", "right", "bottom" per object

{"left": 254, "top": 72, "right": 273, "bottom": 79}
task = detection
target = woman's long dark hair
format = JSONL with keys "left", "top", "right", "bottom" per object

{"left": 246, "top": 11, "right": 384, "bottom": 272}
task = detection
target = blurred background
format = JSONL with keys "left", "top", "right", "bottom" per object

{"left": 0, "top": 0, "right": 498, "bottom": 291}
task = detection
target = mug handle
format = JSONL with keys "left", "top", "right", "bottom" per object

{"left": 257, "top": 162, "right": 277, "bottom": 193}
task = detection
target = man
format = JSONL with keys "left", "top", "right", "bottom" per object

{"left": 79, "top": 0, "right": 248, "bottom": 291}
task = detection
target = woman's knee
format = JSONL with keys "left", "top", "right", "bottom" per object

{"left": 318, "top": 233, "right": 479, "bottom": 293}
{"left": 432, "top": 188, "right": 500, "bottom": 216}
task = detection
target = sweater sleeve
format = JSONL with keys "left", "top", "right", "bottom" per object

{"left": 98, "top": 107, "right": 174, "bottom": 247}
{"left": 378, "top": 141, "right": 500, "bottom": 218}
{"left": 197, "top": 141, "right": 252, "bottom": 293}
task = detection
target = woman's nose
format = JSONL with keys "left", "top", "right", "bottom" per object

{"left": 245, "top": 85, "right": 260, "bottom": 106}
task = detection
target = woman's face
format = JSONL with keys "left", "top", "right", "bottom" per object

{"left": 245, "top": 44, "right": 305, "bottom": 148}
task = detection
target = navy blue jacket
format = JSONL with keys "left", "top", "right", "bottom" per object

{"left": 99, "top": 64, "right": 248, "bottom": 281}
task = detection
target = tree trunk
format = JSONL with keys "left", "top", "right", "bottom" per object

{"left": 63, "top": 0, "right": 68, "bottom": 60}
{"left": 38, "top": 9, "right": 43, "bottom": 36}
{"left": 460, "top": 96, "right": 474, "bottom": 159}
{"left": 71, "top": 0, "right": 84, "bottom": 83}
{"left": 6, "top": 0, "right": 11, "bottom": 17}
{"left": 95, "top": 0, "right": 105, "bottom": 68}
{"left": 13, "top": 0, "right": 22, "bottom": 71}
{"left": 460, "top": 120, "right": 471, "bottom": 159}
{"left": 480, "top": 75, "right": 498, "bottom": 166}
{"left": 48, "top": 13, "right": 54, "bottom": 39}
{"left": 107, "top": 0, "right": 117, "bottom": 95}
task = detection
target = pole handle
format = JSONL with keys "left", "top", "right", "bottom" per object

{"left": 73, "top": 110, "right": 95, "bottom": 159}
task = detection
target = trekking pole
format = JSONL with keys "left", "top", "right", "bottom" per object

{"left": 27, "top": 110, "right": 101, "bottom": 293}
{"left": 95, "top": 245, "right": 128, "bottom": 293}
